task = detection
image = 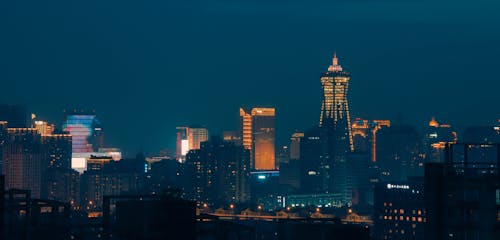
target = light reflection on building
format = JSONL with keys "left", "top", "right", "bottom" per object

{"left": 176, "top": 126, "right": 209, "bottom": 163}
{"left": 240, "top": 108, "right": 275, "bottom": 170}
{"left": 351, "top": 118, "right": 391, "bottom": 162}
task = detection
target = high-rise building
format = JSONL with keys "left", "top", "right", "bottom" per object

{"left": 376, "top": 125, "right": 424, "bottom": 181}
{"left": 81, "top": 154, "right": 145, "bottom": 211}
{"left": 62, "top": 111, "right": 104, "bottom": 172}
{"left": 290, "top": 132, "right": 304, "bottom": 161}
{"left": 185, "top": 137, "right": 250, "bottom": 205}
{"left": 318, "top": 53, "right": 353, "bottom": 204}
{"left": 175, "top": 126, "right": 209, "bottom": 163}
{"left": 318, "top": 53, "right": 353, "bottom": 152}
{"left": 240, "top": 107, "right": 275, "bottom": 170}
{"left": 351, "top": 118, "right": 391, "bottom": 162}
{"left": 299, "top": 126, "right": 331, "bottom": 194}
{"left": 425, "top": 143, "right": 500, "bottom": 240}
{"left": 279, "top": 132, "right": 303, "bottom": 191}
{"left": 1, "top": 128, "right": 43, "bottom": 198}
{"left": 41, "top": 133, "right": 73, "bottom": 202}
{"left": 0, "top": 121, "right": 7, "bottom": 173}
{"left": 33, "top": 120, "right": 55, "bottom": 136}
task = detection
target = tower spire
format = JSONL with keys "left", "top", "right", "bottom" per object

{"left": 328, "top": 52, "right": 342, "bottom": 72}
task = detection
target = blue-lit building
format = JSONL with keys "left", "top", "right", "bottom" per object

{"left": 62, "top": 111, "right": 104, "bottom": 172}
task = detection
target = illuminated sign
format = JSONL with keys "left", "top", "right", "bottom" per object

{"left": 72, "top": 157, "right": 87, "bottom": 169}
{"left": 386, "top": 183, "right": 410, "bottom": 190}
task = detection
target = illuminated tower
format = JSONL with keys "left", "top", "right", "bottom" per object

{"left": 317, "top": 53, "right": 354, "bottom": 205}
{"left": 240, "top": 108, "right": 275, "bottom": 170}
{"left": 319, "top": 53, "right": 354, "bottom": 152}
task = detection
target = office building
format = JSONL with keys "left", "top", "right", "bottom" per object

{"left": 41, "top": 133, "right": 73, "bottom": 202}
{"left": 425, "top": 143, "right": 500, "bottom": 240}
{"left": 1, "top": 128, "right": 43, "bottom": 198}
{"left": 290, "top": 132, "right": 304, "bottom": 161}
{"left": 240, "top": 107, "right": 275, "bottom": 170}
{"left": 80, "top": 154, "right": 145, "bottom": 211}
{"left": 373, "top": 178, "right": 425, "bottom": 240}
{"left": 249, "top": 170, "right": 280, "bottom": 209}
{"left": 351, "top": 118, "right": 391, "bottom": 162}
{"left": 62, "top": 111, "right": 104, "bottom": 172}
{"left": 175, "top": 126, "right": 209, "bottom": 163}
{"left": 185, "top": 137, "right": 250, "bottom": 205}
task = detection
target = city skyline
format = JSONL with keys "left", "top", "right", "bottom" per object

{"left": 2, "top": 0, "right": 500, "bottom": 154}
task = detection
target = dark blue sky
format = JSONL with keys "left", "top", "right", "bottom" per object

{"left": 2, "top": 0, "right": 500, "bottom": 155}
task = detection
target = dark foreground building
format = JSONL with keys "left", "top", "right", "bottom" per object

{"left": 425, "top": 143, "right": 500, "bottom": 240}
{"left": 106, "top": 194, "right": 196, "bottom": 240}
{"left": 374, "top": 178, "right": 425, "bottom": 240}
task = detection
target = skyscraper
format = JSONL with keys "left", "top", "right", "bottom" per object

{"left": 185, "top": 136, "right": 250, "bottom": 205}
{"left": 318, "top": 53, "right": 353, "bottom": 204}
{"left": 1, "top": 128, "right": 43, "bottom": 198}
{"left": 240, "top": 108, "right": 276, "bottom": 170}
{"left": 175, "top": 126, "right": 209, "bottom": 163}
{"left": 318, "top": 53, "right": 353, "bottom": 152}
{"left": 62, "top": 111, "right": 104, "bottom": 172}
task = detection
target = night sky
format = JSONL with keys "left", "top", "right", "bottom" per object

{"left": 2, "top": 0, "right": 500, "bottom": 155}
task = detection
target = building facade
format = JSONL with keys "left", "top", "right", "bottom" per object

{"left": 62, "top": 111, "right": 104, "bottom": 172}
{"left": 425, "top": 143, "right": 500, "bottom": 240}
{"left": 175, "top": 126, "right": 209, "bottom": 163}
{"left": 240, "top": 107, "right": 275, "bottom": 170}
{"left": 374, "top": 178, "right": 425, "bottom": 240}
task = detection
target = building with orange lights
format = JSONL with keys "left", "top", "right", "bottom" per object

{"left": 374, "top": 178, "right": 425, "bottom": 240}
{"left": 240, "top": 107, "right": 275, "bottom": 170}
{"left": 423, "top": 117, "right": 457, "bottom": 163}
{"left": 175, "top": 126, "right": 208, "bottom": 163}
{"left": 351, "top": 118, "right": 391, "bottom": 162}
{"left": 318, "top": 53, "right": 353, "bottom": 204}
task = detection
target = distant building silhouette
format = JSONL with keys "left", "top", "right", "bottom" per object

{"left": 376, "top": 125, "right": 424, "bottom": 181}
{"left": 423, "top": 117, "right": 458, "bottom": 163}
